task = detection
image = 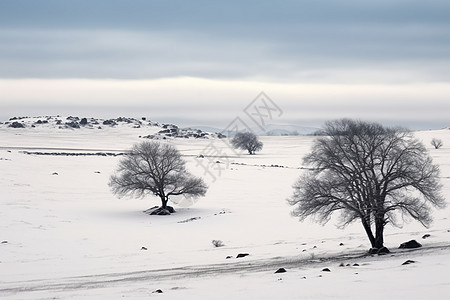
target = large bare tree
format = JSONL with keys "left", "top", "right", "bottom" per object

{"left": 109, "top": 141, "right": 208, "bottom": 215}
{"left": 288, "top": 119, "right": 445, "bottom": 252}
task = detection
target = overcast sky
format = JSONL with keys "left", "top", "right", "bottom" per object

{"left": 1, "top": 0, "right": 449, "bottom": 129}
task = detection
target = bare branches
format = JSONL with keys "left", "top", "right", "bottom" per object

{"left": 431, "top": 138, "right": 443, "bottom": 149}
{"left": 288, "top": 119, "right": 445, "bottom": 249}
{"left": 109, "top": 141, "right": 208, "bottom": 210}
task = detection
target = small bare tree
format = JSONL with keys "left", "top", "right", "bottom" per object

{"left": 431, "top": 138, "right": 443, "bottom": 149}
{"left": 109, "top": 141, "right": 208, "bottom": 215}
{"left": 288, "top": 119, "right": 445, "bottom": 252}
{"left": 231, "top": 132, "right": 263, "bottom": 155}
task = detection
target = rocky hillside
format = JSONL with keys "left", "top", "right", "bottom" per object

{"left": 0, "top": 116, "right": 225, "bottom": 140}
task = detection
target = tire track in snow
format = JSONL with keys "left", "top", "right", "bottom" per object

{"left": 2, "top": 244, "right": 449, "bottom": 296}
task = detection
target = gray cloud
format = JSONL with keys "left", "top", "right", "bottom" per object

{"left": 0, "top": 1, "right": 449, "bottom": 81}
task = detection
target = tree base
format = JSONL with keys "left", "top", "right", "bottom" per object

{"left": 143, "top": 206, "right": 176, "bottom": 215}
{"left": 368, "top": 247, "right": 390, "bottom": 255}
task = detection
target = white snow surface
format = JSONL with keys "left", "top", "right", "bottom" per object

{"left": 1, "top": 121, "right": 450, "bottom": 299}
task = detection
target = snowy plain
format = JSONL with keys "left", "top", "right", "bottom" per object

{"left": 1, "top": 119, "right": 450, "bottom": 299}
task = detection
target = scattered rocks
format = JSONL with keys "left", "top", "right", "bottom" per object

{"left": 422, "top": 234, "right": 431, "bottom": 239}
{"left": 402, "top": 260, "right": 416, "bottom": 265}
{"left": 236, "top": 253, "right": 249, "bottom": 258}
{"left": 9, "top": 121, "right": 25, "bottom": 128}
{"left": 65, "top": 121, "right": 80, "bottom": 128}
{"left": 22, "top": 151, "right": 124, "bottom": 157}
{"left": 275, "top": 268, "right": 287, "bottom": 274}
{"left": 399, "top": 240, "right": 422, "bottom": 249}
{"left": 102, "top": 119, "right": 117, "bottom": 126}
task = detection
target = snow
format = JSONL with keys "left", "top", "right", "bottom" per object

{"left": 1, "top": 121, "right": 450, "bottom": 299}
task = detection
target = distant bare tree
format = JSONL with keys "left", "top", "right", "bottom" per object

{"left": 109, "top": 141, "right": 208, "bottom": 215}
{"left": 431, "top": 138, "right": 443, "bottom": 149}
{"left": 288, "top": 119, "right": 445, "bottom": 252}
{"left": 231, "top": 132, "right": 263, "bottom": 155}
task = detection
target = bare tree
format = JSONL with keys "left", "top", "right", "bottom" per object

{"left": 431, "top": 138, "right": 443, "bottom": 149}
{"left": 109, "top": 141, "right": 208, "bottom": 215}
{"left": 288, "top": 119, "right": 445, "bottom": 252}
{"left": 231, "top": 132, "right": 263, "bottom": 155}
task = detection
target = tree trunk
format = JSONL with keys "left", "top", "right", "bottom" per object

{"left": 160, "top": 195, "right": 168, "bottom": 209}
{"left": 374, "top": 217, "right": 385, "bottom": 249}
{"left": 361, "top": 218, "right": 376, "bottom": 248}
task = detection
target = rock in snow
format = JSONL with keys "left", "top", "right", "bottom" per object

{"left": 399, "top": 240, "right": 422, "bottom": 249}
{"left": 236, "top": 253, "right": 250, "bottom": 258}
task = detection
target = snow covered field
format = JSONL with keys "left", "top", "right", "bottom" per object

{"left": 1, "top": 122, "right": 450, "bottom": 299}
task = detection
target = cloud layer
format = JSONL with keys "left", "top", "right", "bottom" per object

{"left": 0, "top": 1, "right": 449, "bottom": 129}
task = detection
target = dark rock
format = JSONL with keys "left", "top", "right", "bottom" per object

{"left": 65, "top": 121, "right": 80, "bottom": 128}
{"left": 399, "top": 240, "right": 422, "bottom": 249}
{"left": 353, "top": 263, "right": 359, "bottom": 267}
{"left": 152, "top": 289, "right": 163, "bottom": 294}
{"left": 322, "top": 268, "right": 331, "bottom": 272}
{"left": 166, "top": 206, "right": 176, "bottom": 213}
{"left": 402, "top": 260, "right": 416, "bottom": 265}
{"left": 1, "top": 241, "right": 7, "bottom": 244}
{"left": 236, "top": 253, "right": 249, "bottom": 258}
{"left": 339, "top": 243, "right": 344, "bottom": 246}
{"left": 141, "top": 247, "right": 148, "bottom": 250}
{"left": 369, "top": 247, "right": 390, "bottom": 255}
{"left": 339, "top": 263, "right": 345, "bottom": 267}
{"left": 144, "top": 206, "right": 172, "bottom": 215}
{"left": 102, "top": 119, "right": 117, "bottom": 126}
{"left": 377, "top": 247, "right": 390, "bottom": 255}
{"left": 9, "top": 122, "right": 25, "bottom": 128}
{"left": 275, "top": 268, "right": 287, "bottom": 274}
{"left": 80, "top": 118, "right": 88, "bottom": 125}
{"left": 226, "top": 256, "right": 233, "bottom": 259}
{"left": 422, "top": 234, "right": 431, "bottom": 239}
{"left": 52, "top": 172, "right": 58, "bottom": 175}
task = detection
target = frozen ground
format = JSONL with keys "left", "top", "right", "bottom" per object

{"left": 0, "top": 122, "right": 450, "bottom": 299}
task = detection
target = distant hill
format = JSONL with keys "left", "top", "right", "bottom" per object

{"left": 0, "top": 116, "right": 225, "bottom": 140}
